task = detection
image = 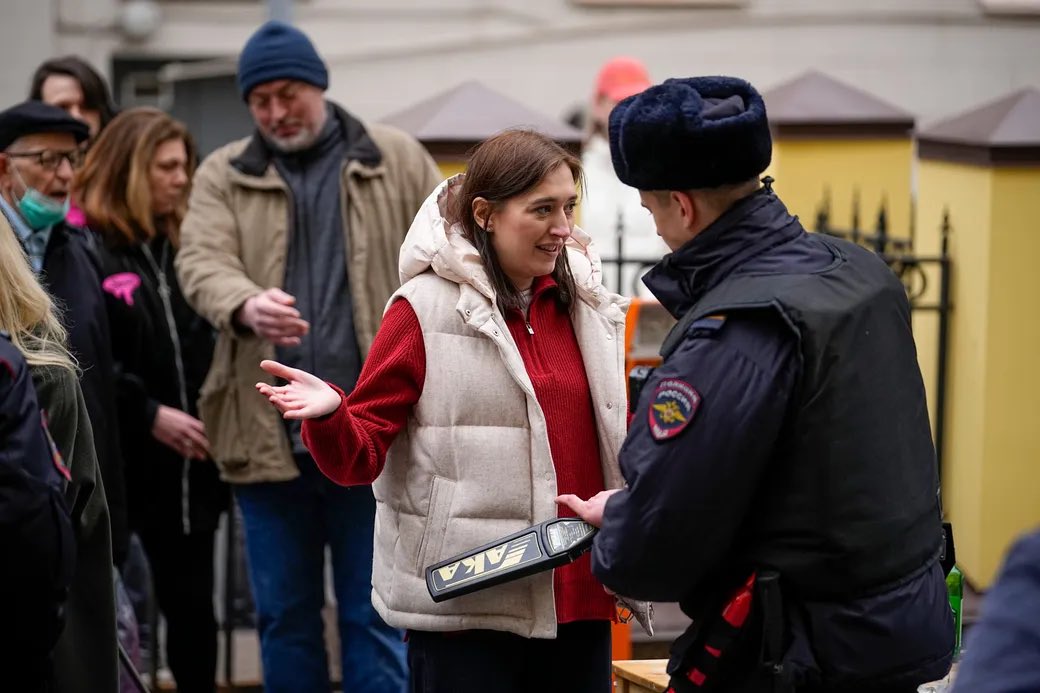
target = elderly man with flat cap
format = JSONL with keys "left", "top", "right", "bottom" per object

{"left": 0, "top": 100, "right": 120, "bottom": 692}
{"left": 0, "top": 100, "right": 128, "bottom": 564}
{"left": 558, "top": 76, "right": 954, "bottom": 692}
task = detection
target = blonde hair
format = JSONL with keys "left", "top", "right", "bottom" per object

{"left": 74, "top": 107, "right": 197, "bottom": 247}
{"left": 0, "top": 221, "right": 77, "bottom": 371}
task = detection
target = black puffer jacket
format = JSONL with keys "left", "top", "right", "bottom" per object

{"left": 98, "top": 231, "right": 227, "bottom": 535}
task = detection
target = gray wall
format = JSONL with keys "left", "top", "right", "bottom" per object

{"left": 164, "top": 74, "right": 253, "bottom": 157}
{"left": 0, "top": 0, "right": 55, "bottom": 106}
{"left": 4, "top": 0, "right": 1040, "bottom": 129}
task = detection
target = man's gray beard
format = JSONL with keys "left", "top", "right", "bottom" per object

{"left": 264, "top": 127, "right": 320, "bottom": 153}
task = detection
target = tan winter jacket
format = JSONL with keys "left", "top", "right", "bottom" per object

{"left": 370, "top": 177, "right": 629, "bottom": 638}
{"left": 176, "top": 104, "right": 441, "bottom": 483}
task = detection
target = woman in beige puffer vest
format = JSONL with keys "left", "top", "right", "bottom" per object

{"left": 257, "top": 130, "right": 629, "bottom": 692}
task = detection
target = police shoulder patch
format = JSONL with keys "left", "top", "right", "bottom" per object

{"left": 648, "top": 378, "right": 701, "bottom": 441}
{"left": 687, "top": 313, "right": 727, "bottom": 337}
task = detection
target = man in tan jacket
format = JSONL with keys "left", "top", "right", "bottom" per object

{"left": 175, "top": 20, "right": 440, "bottom": 693}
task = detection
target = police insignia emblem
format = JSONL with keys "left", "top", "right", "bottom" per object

{"left": 648, "top": 378, "right": 700, "bottom": 440}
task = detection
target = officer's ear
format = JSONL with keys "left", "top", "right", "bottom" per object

{"left": 671, "top": 190, "right": 698, "bottom": 232}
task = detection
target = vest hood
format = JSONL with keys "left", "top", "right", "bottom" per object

{"left": 399, "top": 175, "right": 629, "bottom": 316}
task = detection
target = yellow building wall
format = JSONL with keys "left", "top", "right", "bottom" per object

{"left": 436, "top": 161, "right": 467, "bottom": 178}
{"left": 771, "top": 138, "right": 914, "bottom": 238}
{"left": 916, "top": 160, "right": 991, "bottom": 583}
{"left": 978, "top": 168, "right": 1040, "bottom": 583}
{"left": 917, "top": 160, "right": 1040, "bottom": 587}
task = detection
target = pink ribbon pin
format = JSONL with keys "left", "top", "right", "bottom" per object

{"left": 102, "top": 272, "right": 142, "bottom": 307}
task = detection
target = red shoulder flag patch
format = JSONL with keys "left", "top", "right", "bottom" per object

{"left": 648, "top": 379, "right": 701, "bottom": 441}
{"left": 41, "top": 411, "right": 71, "bottom": 482}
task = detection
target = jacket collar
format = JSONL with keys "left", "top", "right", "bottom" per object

{"left": 643, "top": 187, "right": 802, "bottom": 318}
{"left": 230, "top": 101, "right": 382, "bottom": 179}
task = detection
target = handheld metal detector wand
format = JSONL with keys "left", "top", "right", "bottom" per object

{"left": 425, "top": 518, "right": 597, "bottom": 603}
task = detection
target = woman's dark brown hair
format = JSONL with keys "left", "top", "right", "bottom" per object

{"left": 30, "top": 56, "right": 119, "bottom": 131}
{"left": 74, "top": 107, "right": 197, "bottom": 247}
{"left": 450, "top": 129, "right": 582, "bottom": 315}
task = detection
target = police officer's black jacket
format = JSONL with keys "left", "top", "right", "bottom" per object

{"left": 37, "top": 222, "right": 129, "bottom": 564}
{"left": 98, "top": 232, "right": 227, "bottom": 536}
{"left": 593, "top": 188, "right": 954, "bottom": 690}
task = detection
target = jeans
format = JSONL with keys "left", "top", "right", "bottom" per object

{"left": 235, "top": 454, "right": 406, "bottom": 693}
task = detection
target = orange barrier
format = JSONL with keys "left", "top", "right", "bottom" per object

{"left": 624, "top": 298, "right": 675, "bottom": 386}
{"left": 612, "top": 621, "right": 633, "bottom": 660}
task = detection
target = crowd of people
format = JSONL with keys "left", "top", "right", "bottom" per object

{"left": 1, "top": 16, "right": 1033, "bottom": 693}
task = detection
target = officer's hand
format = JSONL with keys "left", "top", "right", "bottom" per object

{"left": 256, "top": 360, "right": 341, "bottom": 419}
{"left": 237, "top": 288, "right": 310, "bottom": 346}
{"left": 555, "top": 489, "right": 621, "bottom": 528}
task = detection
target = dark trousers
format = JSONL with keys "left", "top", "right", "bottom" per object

{"left": 139, "top": 526, "right": 218, "bottom": 693}
{"left": 408, "top": 620, "right": 612, "bottom": 693}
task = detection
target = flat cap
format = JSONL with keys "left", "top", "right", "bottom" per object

{"left": 0, "top": 100, "right": 90, "bottom": 151}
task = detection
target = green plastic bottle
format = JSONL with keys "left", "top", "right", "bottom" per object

{"left": 946, "top": 565, "right": 963, "bottom": 659}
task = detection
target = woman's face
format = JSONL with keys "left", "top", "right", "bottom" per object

{"left": 483, "top": 164, "right": 577, "bottom": 291}
{"left": 40, "top": 74, "right": 102, "bottom": 138}
{"left": 149, "top": 138, "right": 190, "bottom": 216}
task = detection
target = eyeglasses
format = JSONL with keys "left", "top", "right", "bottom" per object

{"left": 5, "top": 148, "right": 85, "bottom": 171}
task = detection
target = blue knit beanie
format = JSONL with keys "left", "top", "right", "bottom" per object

{"left": 237, "top": 21, "right": 329, "bottom": 100}
{"left": 609, "top": 76, "right": 772, "bottom": 191}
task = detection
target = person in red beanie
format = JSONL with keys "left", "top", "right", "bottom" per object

{"left": 582, "top": 57, "right": 668, "bottom": 296}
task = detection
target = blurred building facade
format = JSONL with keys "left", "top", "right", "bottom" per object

{"left": 3, "top": 0, "right": 1040, "bottom": 136}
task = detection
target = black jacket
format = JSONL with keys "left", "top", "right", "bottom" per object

{"left": 0, "top": 336, "right": 76, "bottom": 691}
{"left": 594, "top": 188, "right": 953, "bottom": 691}
{"left": 32, "top": 363, "right": 118, "bottom": 693}
{"left": 99, "top": 232, "right": 227, "bottom": 535}
{"left": 38, "top": 222, "right": 129, "bottom": 564}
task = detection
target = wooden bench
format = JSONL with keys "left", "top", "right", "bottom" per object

{"left": 613, "top": 659, "right": 669, "bottom": 693}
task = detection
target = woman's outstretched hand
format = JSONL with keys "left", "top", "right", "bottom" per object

{"left": 256, "top": 359, "right": 342, "bottom": 420}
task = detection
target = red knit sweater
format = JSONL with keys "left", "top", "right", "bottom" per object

{"left": 302, "top": 275, "right": 616, "bottom": 624}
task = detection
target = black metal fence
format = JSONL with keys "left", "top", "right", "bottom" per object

{"left": 599, "top": 210, "right": 665, "bottom": 296}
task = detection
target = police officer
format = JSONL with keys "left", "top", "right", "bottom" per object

{"left": 0, "top": 332, "right": 76, "bottom": 692}
{"left": 557, "top": 76, "right": 954, "bottom": 692}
